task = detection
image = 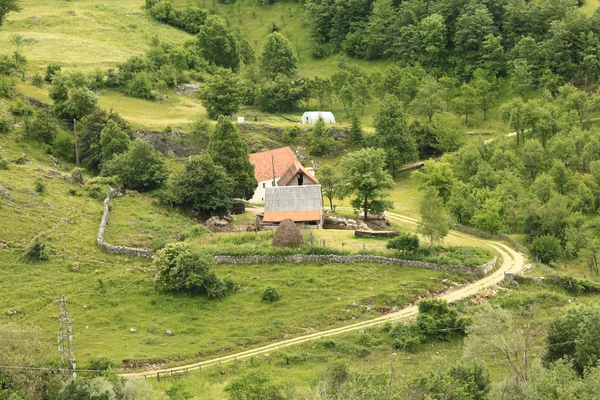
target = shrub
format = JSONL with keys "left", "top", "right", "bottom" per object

{"left": 261, "top": 287, "right": 280, "bottom": 302}
{"left": 387, "top": 233, "right": 420, "bottom": 255}
{"left": 0, "top": 157, "right": 8, "bottom": 170}
{"left": 52, "top": 130, "right": 75, "bottom": 162}
{"left": 85, "top": 185, "right": 105, "bottom": 200}
{"left": 10, "top": 98, "right": 33, "bottom": 117}
{"left": 101, "top": 140, "right": 168, "bottom": 191}
{"left": 34, "top": 179, "right": 46, "bottom": 194}
{"left": 32, "top": 73, "right": 44, "bottom": 87}
{"left": 24, "top": 108, "right": 59, "bottom": 144}
{"left": 530, "top": 234, "right": 562, "bottom": 265}
{"left": 70, "top": 168, "right": 84, "bottom": 184}
{"left": 23, "top": 237, "right": 50, "bottom": 262}
{"left": 154, "top": 242, "right": 231, "bottom": 298}
{"left": 45, "top": 63, "right": 62, "bottom": 83}
{"left": 390, "top": 324, "right": 422, "bottom": 352}
{"left": 125, "top": 72, "right": 155, "bottom": 100}
{"left": 68, "top": 188, "right": 77, "bottom": 196}
{"left": 13, "top": 153, "right": 28, "bottom": 164}
{"left": 0, "top": 114, "right": 12, "bottom": 133}
{"left": 0, "top": 75, "right": 17, "bottom": 99}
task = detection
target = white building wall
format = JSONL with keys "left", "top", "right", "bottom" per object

{"left": 249, "top": 179, "right": 276, "bottom": 204}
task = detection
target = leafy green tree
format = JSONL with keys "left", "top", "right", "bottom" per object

{"left": 453, "top": 83, "right": 477, "bottom": 125}
{"left": 473, "top": 197, "right": 506, "bottom": 234}
{"left": 208, "top": 115, "right": 256, "bottom": 200}
{"left": 125, "top": 71, "right": 154, "bottom": 100}
{"left": 256, "top": 76, "right": 306, "bottom": 113}
{"left": 409, "top": 77, "right": 445, "bottom": 124}
{"left": 510, "top": 59, "right": 534, "bottom": 97}
{"left": 100, "top": 120, "right": 130, "bottom": 161}
{"left": 154, "top": 242, "right": 230, "bottom": 298}
{"left": 373, "top": 94, "right": 417, "bottom": 177}
{"left": 49, "top": 75, "right": 98, "bottom": 119}
{"left": 364, "top": 0, "right": 395, "bottom": 60}
{"left": 439, "top": 76, "right": 459, "bottom": 112}
{"left": 172, "top": 155, "right": 234, "bottom": 215}
{"left": 200, "top": 70, "right": 242, "bottom": 120}
{"left": 472, "top": 69, "right": 498, "bottom": 121}
{"left": 347, "top": 114, "right": 363, "bottom": 146}
{"left": 101, "top": 140, "right": 169, "bottom": 191}
{"left": 559, "top": 84, "right": 597, "bottom": 127}
{"left": 310, "top": 76, "right": 333, "bottom": 109}
{"left": 413, "top": 160, "right": 455, "bottom": 203}
{"left": 522, "top": 139, "right": 545, "bottom": 181}
{"left": 307, "top": 117, "right": 334, "bottom": 156}
{"left": 338, "top": 148, "right": 394, "bottom": 221}
{"left": 531, "top": 234, "right": 563, "bottom": 265}
{"left": 501, "top": 98, "right": 528, "bottom": 145}
{"left": 52, "top": 130, "right": 75, "bottom": 162}
{"left": 0, "top": 0, "right": 20, "bottom": 29}
{"left": 418, "top": 187, "right": 449, "bottom": 249}
{"left": 453, "top": 4, "right": 496, "bottom": 78}
{"left": 432, "top": 115, "right": 465, "bottom": 153}
{"left": 546, "top": 306, "right": 600, "bottom": 374}
{"left": 260, "top": 32, "right": 298, "bottom": 79}
{"left": 23, "top": 108, "right": 59, "bottom": 145}
{"left": 316, "top": 164, "right": 338, "bottom": 211}
{"left": 417, "top": 13, "right": 447, "bottom": 70}
{"left": 197, "top": 15, "right": 239, "bottom": 71}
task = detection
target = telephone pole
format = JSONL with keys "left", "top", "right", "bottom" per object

{"left": 58, "top": 295, "right": 76, "bottom": 379}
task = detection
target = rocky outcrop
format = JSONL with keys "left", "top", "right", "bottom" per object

{"left": 136, "top": 130, "right": 198, "bottom": 157}
{"left": 96, "top": 190, "right": 154, "bottom": 258}
{"left": 214, "top": 255, "right": 498, "bottom": 276}
{"left": 176, "top": 83, "right": 199, "bottom": 96}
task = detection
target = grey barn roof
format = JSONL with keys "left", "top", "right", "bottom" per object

{"left": 265, "top": 185, "right": 323, "bottom": 212}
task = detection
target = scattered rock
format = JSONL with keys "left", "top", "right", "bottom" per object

{"left": 0, "top": 242, "right": 7, "bottom": 249}
{"left": 166, "top": 330, "right": 174, "bottom": 336}
{"left": 109, "top": 188, "right": 123, "bottom": 198}
{"left": 30, "top": 15, "right": 42, "bottom": 21}
{"left": 47, "top": 169, "right": 62, "bottom": 176}
{"left": 24, "top": 188, "right": 38, "bottom": 197}
{"left": 83, "top": 305, "right": 88, "bottom": 310}
{"left": 0, "top": 187, "right": 14, "bottom": 202}
{"left": 349, "top": 301, "right": 359, "bottom": 307}
{"left": 222, "top": 215, "right": 232, "bottom": 223}
{"left": 62, "top": 218, "right": 74, "bottom": 225}
{"left": 176, "top": 83, "right": 199, "bottom": 96}
{"left": 205, "top": 216, "right": 229, "bottom": 229}
{"left": 130, "top": 328, "right": 137, "bottom": 333}
{"left": 71, "top": 266, "right": 79, "bottom": 272}
{"left": 6, "top": 310, "right": 19, "bottom": 316}
{"left": 324, "top": 216, "right": 369, "bottom": 231}
{"left": 401, "top": 282, "right": 407, "bottom": 286}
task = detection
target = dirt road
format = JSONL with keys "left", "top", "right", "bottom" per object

{"left": 121, "top": 212, "right": 526, "bottom": 379}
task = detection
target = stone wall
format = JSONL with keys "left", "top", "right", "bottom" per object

{"left": 96, "top": 192, "right": 155, "bottom": 258}
{"left": 214, "top": 255, "right": 497, "bottom": 276}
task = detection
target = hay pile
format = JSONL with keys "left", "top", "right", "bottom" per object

{"left": 273, "top": 219, "right": 304, "bottom": 248}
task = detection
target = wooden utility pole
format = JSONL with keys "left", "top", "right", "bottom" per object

{"left": 73, "top": 119, "right": 80, "bottom": 168}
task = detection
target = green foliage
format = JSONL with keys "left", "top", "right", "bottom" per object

{"left": 101, "top": 140, "right": 169, "bottom": 191}
{"left": 261, "top": 286, "right": 280, "bottom": 303}
{"left": 546, "top": 307, "right": 600, "bottom": 374}
{"left": 10, "top": 98, "right": 32, "bottom": 116}
{"left": 199, "top": 69, "right": 242, "bottom": 120}
{"left": 418, "top": 187, "right": 449, "bottom": 248}
{"left": 50, "top": 75, "right": 98, "bottom": 119}
{"left": 154, "top": 242, "right": 231, "bottom": 298}
{"left": 316, "top": 164, "right": 338, "bottom": 211}
{"left": 260, "top": 32, "right": 299, "bottom": 79}
{"left": 307, "top": 117, "right": 334, "bottom": 156}
{"left": 0, "top": 113, "right": 12, "bottom": 134}
{"left": 225, "top": 372, "right": 285, "bottom": 400}
{"left": 34, "top": 179, "right": 45, "bottom": 194}
{"left": 145, "top": 0, "right": 206, "bottom": 34}
{"left": 208, "top": 115, "right": 256, "bottom": 200}
{"left": 373, "top": 94, "right": 417, "bottom": 176}
{"left": 31, "top": 72, "right": 43, "bottom": 88}
{"left": 413, "top": 363, "right": 490, "bottom": 400}
{"left": 124, "top": 71, "right": 154, "bottom": 100}
{"left": 100, "top": 120, "right": 130, "bottom": 161}
{"left": 172, "top": 155, "right": 234, "bottom": 216}
{"left": 0, "top": 0, "right": 21, "bottom": 29}
{"left": 0, "top": 157, "right": 8, "bottom": 170}
{"left": 23, "top": 237, "right": 49, "bottom": 262}
{"left": 197, "top": 15, "right": 240, "bottom": 71}
{"left": 386, "top": 233, "right": 420, "bottom": 255}
{"left": 347, "top": 114, "right": 363, "bottom": 146}
{"left": 530, "top": 234, "right": 563, "bottom": 265}
{"left": 45, "top": 63, "right": 61, "bottom": 83}
{"left": 338, "top": 148, "right": 394, "bottom": 220}
{"left": 0, "top": 75, "right": 16, "bottom": 99}
{"left": 256, "top": 76, "right": 306, "bottom": 113}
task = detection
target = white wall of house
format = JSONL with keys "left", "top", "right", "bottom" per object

{"left": 286, "top": 173, "right": 317, "bottom": 187}
{"left": 249, "top": 179, "right": 277, "bottom": 204}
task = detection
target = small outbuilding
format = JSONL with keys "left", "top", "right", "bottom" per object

{"left": 301, "top": 111, "right": 336, "bottom": 125}
{"left": 258, "top": 185, "right": 324, "bottom": 229}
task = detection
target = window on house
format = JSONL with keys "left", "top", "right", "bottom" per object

{"left": 263, "top": 183, "right": 266, "bottom": 188}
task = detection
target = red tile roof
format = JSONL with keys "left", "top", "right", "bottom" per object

{"left": 249, "top": 147, "right": 297, "bottom": 182}
{"left": 277, "top": 161, "right": 319, "bottom": 186}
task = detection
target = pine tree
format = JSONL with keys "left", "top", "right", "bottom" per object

{"left": 260, "top": 32, "right": 299, "bottom": 79}
{"left": 348, "top": 115, "right": 364, "bottom": 146}
{"left": 208, "top": 116, "right": 256, "bottom": 200}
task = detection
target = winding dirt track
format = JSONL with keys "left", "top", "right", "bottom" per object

{"left": 120, "top": 211, "right": 526, "bottom": 379}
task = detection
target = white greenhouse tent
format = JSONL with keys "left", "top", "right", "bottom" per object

{"left": 301, "top": 111, "right": 336, "bottom": 124}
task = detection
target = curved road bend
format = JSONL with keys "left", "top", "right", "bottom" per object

{"left": 121, "top": 212, "right": 526, "bottom": 378}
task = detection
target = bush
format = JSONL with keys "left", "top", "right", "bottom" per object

{"left": 154, "top": 242, "right": 231, "bottom": 298}
{"left": 24, "top": 108, "right": 59, "bottom": 144}
{"left": 387, "top": 233, "right": 420, "bottom": 255}
{"left": 0, "top": 75, "right": 17, "bottom": 99}
{"left": 12, "top": 153, "right": 28, "bottom": 164}
{"left": 0, "top": 157, "right": 8, "bottom": 170}
{"left": 52, "top": 130, "right": 75, "bottom": 162}
{"left": 261, "top": 287, "right": 280, "bottom": 302}
{"left": 10, "top": 98, "right": 33, "bottom": 117}
{"left": 530, "top": 234, "right": 562, "bottom": 265}
{"left": 125, "top": 72, "right": 155, "bottom": 100}
{"left": 0, "top": 114, "right": 12, "bottom": 134}
{"left": 23, "top": 237, "right": 50, "bottom": 262}
{"left": 34, "top": 179, "right": 46, "bottom": 194}
{"left": 45, "top": 63, "right": 62, "bottom": 83}
{"left": 32, "top": 73, "right": 44, "bottom": 88}
{"left": 101, "top": 140, "right": 169, "bottom": 191}
{"left": 70, "top": 168, "right": 84, "bottom": 184}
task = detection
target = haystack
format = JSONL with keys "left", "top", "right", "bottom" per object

{"left": 273, "top": 219, "right": 304, "bottom": 248}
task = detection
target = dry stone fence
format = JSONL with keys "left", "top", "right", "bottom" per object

{"left": 96, "top": 189, "right": 154, "bottom": 258}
